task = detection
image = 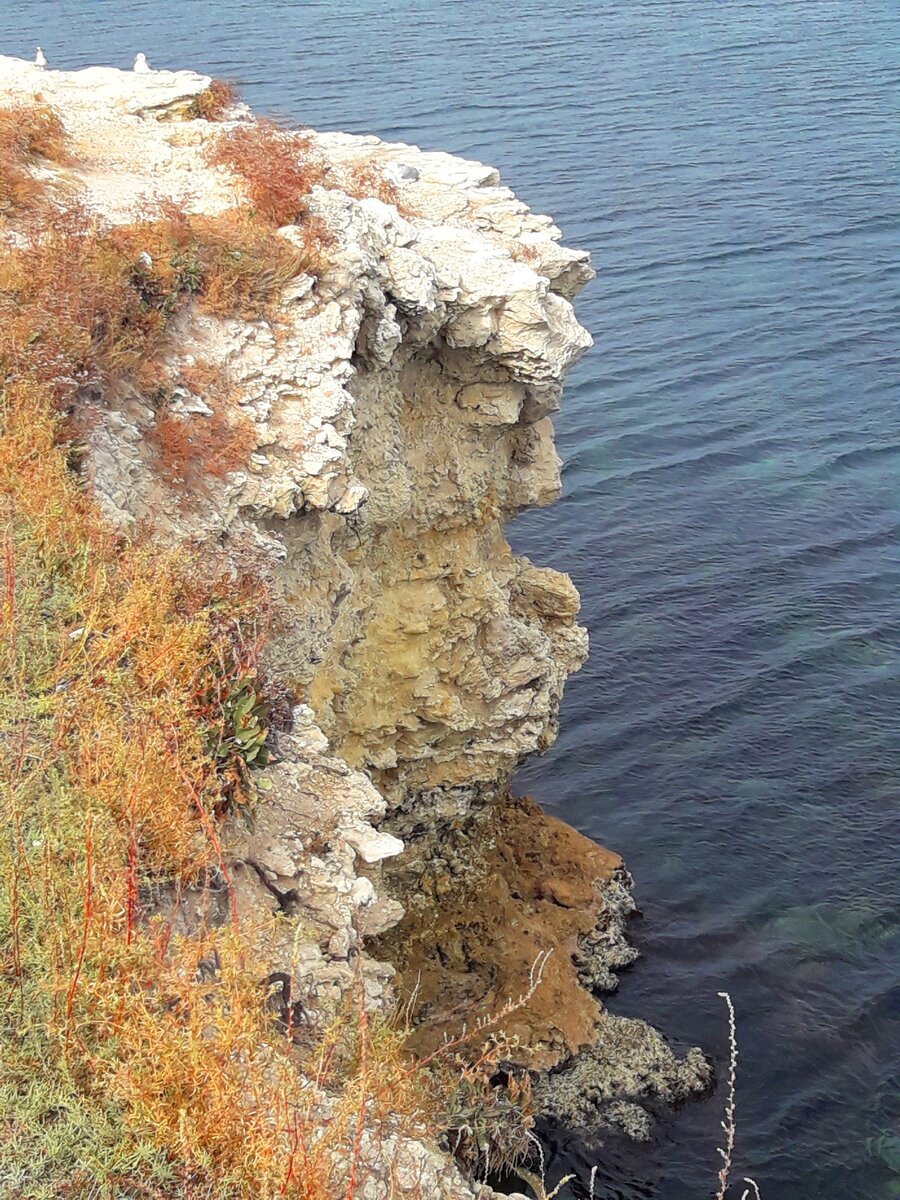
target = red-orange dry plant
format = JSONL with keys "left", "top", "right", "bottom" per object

{"left": 207, "top": 119, "right": 331, "bottom": 227}
{"left": 0, "top": 101, "right": 70, "bottom": 212}
{"left": 0, "top": 123, "right": 534, "bottom": 1199}
{"left": 148, "top": 359, "right": 256, "bottom": 487}
{"left": 339, "top": 160, "right": 400, "bottom": 208}
{"left": 191, "top": 79, "right": 238, "bottom": 122}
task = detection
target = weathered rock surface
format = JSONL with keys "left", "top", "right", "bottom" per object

{"left": 225, "top": 706, "right": 403, "bottom": 1010}
{"left": 2, "top": 51, "right": 593, "bottom": 805}
{"left": 0, "top": 54, "right": 708, "bottom": 1196}
{"left": 376, "top": 796, "right": 628, "bottom": 1072}
{"left": 373, "top": 793, "right": 711, "bottom": 1137}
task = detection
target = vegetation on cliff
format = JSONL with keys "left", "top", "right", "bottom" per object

{"left": 0, "top": 99, "right": 526, "bottom": 1199}
{"left": 0, "top": 72, "right": 734, "bottom": 1200}
{"left": 0, "top": 102, "right": 70, "bottom": 212}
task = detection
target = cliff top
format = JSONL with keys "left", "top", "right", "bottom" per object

{"left": 0, "top": 52, "right": 591, "bottom": 265}
{"left": 0, "top": 52, "right": 593, "bottom": 544}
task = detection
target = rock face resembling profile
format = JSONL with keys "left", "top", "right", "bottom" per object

{"left": 0, "top": 53, "right": 709, "bottom": 1197}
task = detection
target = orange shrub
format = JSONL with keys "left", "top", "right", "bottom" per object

{"left": 191, "top": 78, "right": 238, "bottom": 121}
{"left": 149, "top": 402, "right": 255, "bottom": 485}
{"left": 207, "top": 119, "right": 331, "bottom": 226}
{"left": 0, "top": 101, "right": 70, "bottom": 212}
{"left": 0, "top": 206, "right": 170, "bottom": 402}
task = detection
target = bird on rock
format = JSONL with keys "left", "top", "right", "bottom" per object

{"left": 383, "top": 161, "right": 420, "bottom": 186}
{"left": 133, "top": 52, "right": 152, "bottom": 73}
{"left": 34, "top": 46, "right": 47, "bottom": 69}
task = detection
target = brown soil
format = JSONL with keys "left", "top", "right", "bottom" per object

{"left": 374, "top": 794, "right": 622, "bottom": 1071}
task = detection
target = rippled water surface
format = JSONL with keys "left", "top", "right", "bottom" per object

{"left": 2, "top": 2, "right": 898, "bottom": 1196}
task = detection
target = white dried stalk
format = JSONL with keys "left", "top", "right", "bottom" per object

{"left": 715, "top": 990, "right": 738, "bottom": 1200}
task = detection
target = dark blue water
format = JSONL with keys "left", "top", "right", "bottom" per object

{"left": 3, "top": 3, "right": 898, "bottom": 1197}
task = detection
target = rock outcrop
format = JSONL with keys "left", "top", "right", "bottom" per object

{"left": 0, "top": 54, "right": 708, "bottom": 1197}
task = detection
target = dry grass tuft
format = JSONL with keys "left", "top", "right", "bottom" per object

{"left": 110, "top": 202, "right": 320, "bottom": 317}
{"left": 715, "top": 992, "right": 764, "bottom": 1200}
{"left": 0, "top": 101, "right": 70, "bottom": 212}
{"left": 150, "top": 406, "right": 252, "bottom": 484}
{"left": 188, "top": 208, "right": 324, "bottom": 310}
{"left": 190, "top": 79, "right": 239, "bottom": 122}
{"left": 340, "top": 160, "right": 401, "bottom": 208}
{"left": 0, "top": 206, "right": 171, "bottom": 403}
{"left": 207, "top": 119, "right": 331, "bottom": 227}
{"left": 148, "top": 360, "right": 256, "bottom": 485}
{"left": 333, "top": 157, "right": 427, "bottom": 221}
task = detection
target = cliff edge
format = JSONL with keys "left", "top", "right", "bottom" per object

{"left": 0, "top": 54, "right": 708, "bottom": 1199}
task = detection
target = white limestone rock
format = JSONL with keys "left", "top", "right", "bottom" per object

{"left": 341, "top": 821, "right": 405, "bottom": 865}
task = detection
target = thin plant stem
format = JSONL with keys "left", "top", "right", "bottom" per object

{"left": 715, "top": 991, "right": 738, "bottom": 1199}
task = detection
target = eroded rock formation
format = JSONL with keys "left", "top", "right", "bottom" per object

{"left": 0, "top": 53, "right": 709, "bottom": 1196}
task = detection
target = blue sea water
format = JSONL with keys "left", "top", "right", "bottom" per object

{"left": 2, "top": 2, "right": 897, "bottom": 1197}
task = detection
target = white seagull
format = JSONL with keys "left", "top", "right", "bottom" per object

{"left": 137, "top": 251, "right": 153, "bottom": 271}
{"left": 34, "top": 46, "right": 47, "bottom": 69}
{"left": 383, "top": 161, "right": 420, "bottom": 186}
{"left": 133, "top": 52, "right": 152, "bottom": 73}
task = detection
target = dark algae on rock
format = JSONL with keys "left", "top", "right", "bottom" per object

{"left": 375, "top": 791, "right": 711, "bottom": 1140}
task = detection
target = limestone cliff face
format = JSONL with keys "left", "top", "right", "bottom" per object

{"left": 78, "top": 121, "right": 595, "bottom": 805}
{"left": 1, "top": 54, "right": 708, "bottom": 1192}
{"left": 10, "top": 53, "right": 596, "bottom": 810}
{"left": 1, "top": 40, "right": 597, "bottom": 992}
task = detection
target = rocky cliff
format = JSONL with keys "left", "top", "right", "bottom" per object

{"left": 0, "top": 54, "right": 708, "bottom": 1198}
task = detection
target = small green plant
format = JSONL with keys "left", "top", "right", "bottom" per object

{"left": 168, "top": 247, "right": 204, "bottom": 297}
{"left": 220, "top": 677, "right": 270, "bottom": 768}
{"left": 197, "top": 663, "right": 271, "bottom": 808}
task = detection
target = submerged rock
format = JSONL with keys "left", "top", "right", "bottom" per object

{"left": 535, "top": 1017, "right": 713, "bottom": 1135}
{"left": 375, "top": 791, "right": 710, "bottom": 1135}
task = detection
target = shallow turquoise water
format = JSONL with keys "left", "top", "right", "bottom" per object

{"left": 2, "top": 3, "right": 897, "bottom": 1197}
